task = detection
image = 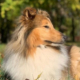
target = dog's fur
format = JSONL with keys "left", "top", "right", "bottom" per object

{"left": 70, "top": 46, "right": 80, "bottom": 80}
{"left": 2, "top": 7, "right": 69, "bottom": 80}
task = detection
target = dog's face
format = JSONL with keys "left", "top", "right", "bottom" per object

{"left": 21, "top": 7, "right": 65, "bottom": 47}
{"left": 32, "top": 15, "right": 63, "bottom": 44}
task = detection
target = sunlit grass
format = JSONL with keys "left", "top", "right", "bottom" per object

{"left": 0, "top": 44, "right": 6, "bottom": 53}
{"left": 0, "top": 44, "right": 6, "bottom": 80}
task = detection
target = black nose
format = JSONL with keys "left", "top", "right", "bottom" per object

{"left": 63, "top": 35, "right": 68, "bottom": 41}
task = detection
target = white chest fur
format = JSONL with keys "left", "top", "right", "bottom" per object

{"left": 2, "top": 45, "right": 68, "bottom": 80}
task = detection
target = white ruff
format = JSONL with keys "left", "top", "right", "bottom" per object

{"left": 2, "top": 45, "right": 69, "bottom": 80}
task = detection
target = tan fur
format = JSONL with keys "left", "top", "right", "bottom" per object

{"left": 70, "top": 46, "right": 80, "bottom": 80}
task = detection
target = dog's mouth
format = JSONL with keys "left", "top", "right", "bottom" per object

{"left": 44, "top": 40, "right": 64, "bottom": 47}
{"left": 44, "top": 40, "right": 64, "bottom": 44}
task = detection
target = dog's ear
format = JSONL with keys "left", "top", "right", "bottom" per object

{"left": 23, "top": 7, "right": 37, "bottom": 20}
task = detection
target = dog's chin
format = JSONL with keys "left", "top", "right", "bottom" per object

{"left": 50, "top": 43, "right": 62, "bottom": 47}
{"left": 44, "top": 40, "right": 64, "bottom": 47}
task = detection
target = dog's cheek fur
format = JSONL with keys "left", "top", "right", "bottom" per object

{"left": 26, "top": 29, "right": 43, "bottom": 56}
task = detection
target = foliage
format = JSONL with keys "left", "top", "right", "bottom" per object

{"left": 1, "top": 0, "right": 80, "bottom": 19}
{"left": 0, "top": 0, "right": 80, "bottom": 42}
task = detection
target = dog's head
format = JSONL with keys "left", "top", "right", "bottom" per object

{"left": 21, "top": 7, "right": 66, "bottom": 46}
{"left": 10, "top": 7, "right": 66, "bottom": 54}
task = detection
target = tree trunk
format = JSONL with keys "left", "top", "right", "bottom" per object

{"left": 71, "top": 17, "right": 75, "bottom": 42}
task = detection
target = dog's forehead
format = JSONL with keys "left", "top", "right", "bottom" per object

{"left": 32, "top": 14, "right": 50, "bottom": 27}
{"left": 37, "top": 9, "right": 50, "bottom": 18}
{"left": 32, "top": 10, "right": 50, "bottom": 26}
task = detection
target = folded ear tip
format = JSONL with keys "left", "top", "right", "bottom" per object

{"left": 23, "top": 7, "right": 37, "bottom": 19}
{"left": 28, "top": 7, "right": 37, "bottom": 15}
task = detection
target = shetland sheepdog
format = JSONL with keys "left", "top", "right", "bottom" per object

{"left": 2, "top": 7, "right": 69, "bottom": 80}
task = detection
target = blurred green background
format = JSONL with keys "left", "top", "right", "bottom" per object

{"left": 0, "top": 0, "right": 80, "bottom": 79}
{"left": 0, "top": 0, "right": 80, "bottom": 43}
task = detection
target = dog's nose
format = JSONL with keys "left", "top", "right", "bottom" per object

{"left": 63, "top": 35, "right": 68, "bottom": 41}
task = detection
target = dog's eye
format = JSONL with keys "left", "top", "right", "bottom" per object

{"left": 44, "top": 26, "right": 49, "bottom": 28}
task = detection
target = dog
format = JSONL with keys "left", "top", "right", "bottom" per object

{"left": 2, "top": 7, "right": 69, "bottom": 80}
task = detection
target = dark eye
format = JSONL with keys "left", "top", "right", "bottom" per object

{"left": 44, "top": 26, "right": 49, "bottom": 28}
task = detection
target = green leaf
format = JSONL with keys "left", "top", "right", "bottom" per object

{"left": 6, "top": 0, "right": 12, "bottom": 4}
{"left": 35, "top": 73, "right": 42, "bottom": 80}
{"left": 72, "top": 4, "right": 76, "bottom": 10}
{"left": 38, "top": 0, "right": 45, "bottom": 4}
